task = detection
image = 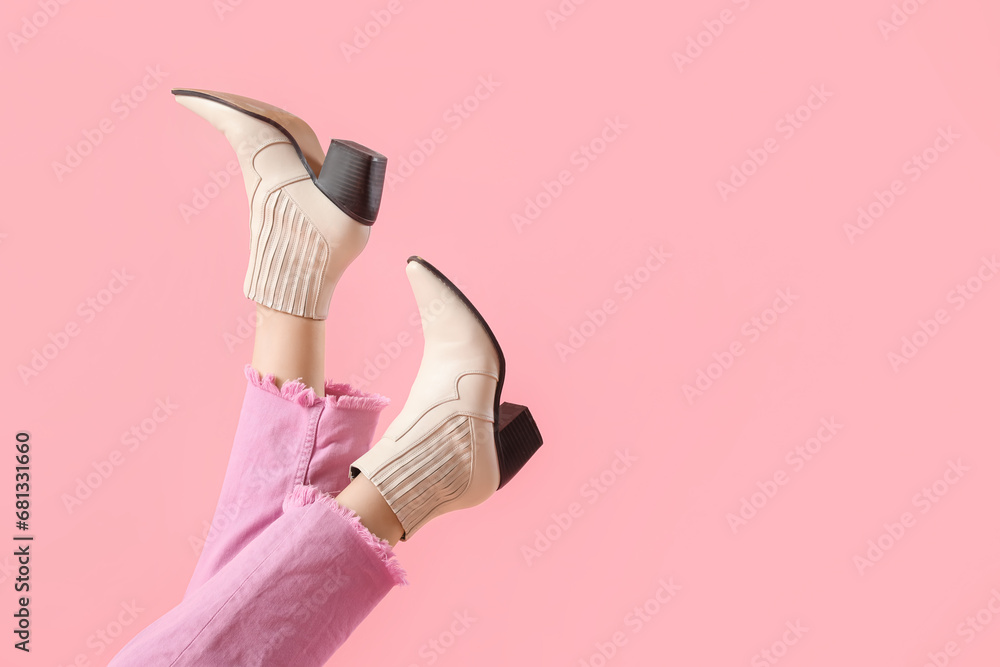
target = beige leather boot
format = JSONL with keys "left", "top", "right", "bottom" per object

{"left": 172, "top": 88, "right": 387, "bottom": 319}
{"left": 350, "top": 257, "right": 543, "bottom": 540}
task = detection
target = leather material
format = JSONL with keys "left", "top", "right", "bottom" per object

{"left": 350, "top": 261, "right": 502, "bottom": 539}
{"left": 175, "top": 94, "right": 368, "bottom": 319}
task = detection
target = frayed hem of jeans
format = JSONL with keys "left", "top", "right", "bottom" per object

{"left": 283, "top": 484, "right": 408, "bottom": 586}
{"left": 245, "top": 365, "right": 390, "bottom": 412}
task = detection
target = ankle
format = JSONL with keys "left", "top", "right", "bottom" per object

{"left": 336, "top": 476, "right": 404, "bottom": 546}
{"left": 250, "top": 305, "right": 326, "bottom": 395}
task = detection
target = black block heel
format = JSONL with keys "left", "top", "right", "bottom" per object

{"left": 317, "top": 139, "right": 387, "bottom": 226}
{"left": 495, "top": 402, "right": 543, "bottom": 489}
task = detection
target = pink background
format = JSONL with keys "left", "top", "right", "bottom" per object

{"left": 3, "top": 0, "right": 1000, "bottom": 665}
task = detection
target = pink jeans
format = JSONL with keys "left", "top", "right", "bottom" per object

{"left": 109, "top": 367, "right": 407, "bottom": 666}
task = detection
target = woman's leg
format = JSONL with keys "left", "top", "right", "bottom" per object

{"left": 109, "top": 258, "right": 543, "bottom": 666}
{"left": 187, "top": 278, "right": 387, "bottom": 597}
{"left": 173, "top": 89, "right": 388, "bottom": 593}
{"left": 251, "top": 304, "right": 327, "bottom": 394}
{"left": 186, "top": 301, "right": 391, "bottom": 595}
{"left": 110, "top": 486, "right": 406, "bottom": 667}
{"left": 185, "top": 365, "right": 388, "bottom": 595}
{"left": 335, "top": 474, "right": 405, "bottom": 545}
{"left": 118, "top": 91, "right": 542, "bottom": 666}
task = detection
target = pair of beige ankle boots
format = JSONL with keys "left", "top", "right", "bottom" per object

{"left": 173, "top": 89, "right": 541, "bottom": 540}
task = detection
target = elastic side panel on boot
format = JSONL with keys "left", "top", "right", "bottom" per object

{"left": 496, "top": 403, "right": 543, "bottom": 489}
{"left": 369, "top": 414, "right": 473, "bottom": 538}
{"left": 317, "top": 140, "right": 387, "bottom": 225}
{"left": 245, "top": 190, "right": 329, "bottom": 319}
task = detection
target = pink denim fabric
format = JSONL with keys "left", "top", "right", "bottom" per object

{"left": 109, "top": 484, "right": 407, "bottom": 666}
{"left": 185, "top": 366, "right": 391, "bottom": 595}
